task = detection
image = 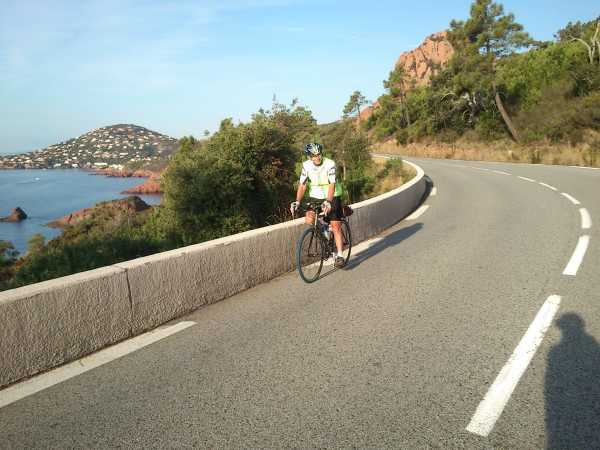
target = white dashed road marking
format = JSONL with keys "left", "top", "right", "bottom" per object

{"left": 580, "top": 209, "right": 592, "bottom": 229}
{"left": 561, "top": 193, "right": 581, "bottom": 205}
{"left": 538, "top": 182, "right": 557, "bottom": 191}
{"left": 563, "top": 236, "right": 590, "bottom": 276}
{"left": 492, "top": 170, "right": 511, "bottom": 176}
{"left": 430, "top": 186, "right": 437, "bottom": 196}
{"left": 518, "top": 176, "right": 536, "bottom": 182}
{"left": 466, "top": 295, "right": 562, "bottom": 437}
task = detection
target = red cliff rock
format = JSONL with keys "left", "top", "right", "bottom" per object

{"left": 360, "top": 32, "right": 454, "bottom": 120}
{"left": 395, "top": 31, "right": 454, "bottom": 88}
{"left": 122, "top": 177, "right": 162, "bottom": 194}
{"left": 0, "top": 207, "right": 27, "bottom": 222}
{"left": 92, "top": 168, "right": 157, "bottom": 178}
{"left": 47, "top": 196, "right": 151, "bottom": 228}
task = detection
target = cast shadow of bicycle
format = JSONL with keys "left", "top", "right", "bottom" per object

{"left": 545, "top": 313, "right": 600, "bottom": 449}
{"left": 317, "top": 222, "right": 424, "bottom": 280}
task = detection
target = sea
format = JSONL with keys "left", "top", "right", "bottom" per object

{"left": 0, "top": 169, "right": 162, "bottom": 255}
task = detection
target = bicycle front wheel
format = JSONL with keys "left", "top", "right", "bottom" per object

{"left": 341, "top": 220, "right": 352, "bottom": 264}
{"left": 296, "top": 228, "right": 325, "bottom": 283}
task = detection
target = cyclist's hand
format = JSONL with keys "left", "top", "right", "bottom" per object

{"left": 290, "top": 201, "right": 300, "bottom": 216}
{"left": 322, "top": 200, "right": 331, "bottom": 215}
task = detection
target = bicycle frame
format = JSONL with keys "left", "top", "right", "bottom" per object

{"left": 301, "top": 202, "right": 346, "bottom": 259}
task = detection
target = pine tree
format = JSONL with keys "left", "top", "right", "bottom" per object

{"left": 447, "top": 0, "right": 534, "bottom": 141}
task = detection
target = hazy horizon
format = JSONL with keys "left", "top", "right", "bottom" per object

{"left": 2, "top": 0, "right": 597, "bottom": 155}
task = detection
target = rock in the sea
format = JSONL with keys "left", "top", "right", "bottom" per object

{"left": 0, "top": 207, "right": 28, "bottom": 222}
{"left": 47, "top": 196, "right": 151, "bottom": 228}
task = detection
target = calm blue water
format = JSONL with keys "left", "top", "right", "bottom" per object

{"left": 0, "top": 170, "right": 161, "bottom": 254}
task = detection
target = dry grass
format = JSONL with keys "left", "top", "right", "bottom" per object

{"left": 368, "top": 157, "right": 417, "bottom": 197}
{"left": 372, "top": 135, "right": 600, "bottom": 168}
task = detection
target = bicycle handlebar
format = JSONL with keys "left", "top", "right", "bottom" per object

{"left": 292, "top": 201, "right": 325, "bottom": 219}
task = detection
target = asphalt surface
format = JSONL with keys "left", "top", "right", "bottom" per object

{"left": 1, "top": 158, "right": 598, "bottom": 449}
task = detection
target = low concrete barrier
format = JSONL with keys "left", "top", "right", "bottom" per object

{"left": 0, "top": 267, "right": 131, "bottom": 387}
{"left": 0, "top": 160, "right": 426, "bottom": 388}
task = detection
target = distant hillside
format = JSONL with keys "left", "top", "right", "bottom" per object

{"left": 0, "top": 124, "right": 178, "bottom": 170}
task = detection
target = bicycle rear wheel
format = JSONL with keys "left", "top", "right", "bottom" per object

{"left": 340, "top": 220, "right": 352, "bottom": 264}
{"left": 296, "top": 228, "right": 325, "bottom": 283}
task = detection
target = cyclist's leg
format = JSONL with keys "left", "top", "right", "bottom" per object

{"left": 328, "top": 197, "right": 345, "bottom": 263}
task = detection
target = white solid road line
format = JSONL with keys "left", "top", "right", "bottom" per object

{"left": 466, "top": 295, "right": 562, "bottom": 437}
{"left": 0, "top": 321, "right": 196, "bottom": 409}
{"left": 405, "top": 205, "right": 430, "bottom": 220}
{"left": 563, "top": 235, "right": 590, "bottom": 276}
{"left": 518, "top": 176, "right": 536, "bottom": 182}
{"left": 567, "top": 165, "right": 600, "bottom": 170}
{"left": 580, "top": 208, "right": 592, "bottom": 229}
{"left": 561, "top": 193, "right": 581, "bottom": 205}
{"left": 430, "top": 186, "right": 437, "bottom": 196}
{"left": 538, "top": 182, "right": 558, "bottom": 191}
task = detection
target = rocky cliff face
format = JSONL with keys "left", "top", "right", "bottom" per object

{"left": 395, "top": 31, "right": 454, "bottom": 88}
{"left": 359, "top": 31, "right": 454, "bottom": 122}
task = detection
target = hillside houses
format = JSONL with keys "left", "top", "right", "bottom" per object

{"left": 0, "top": 124, "right": 178, "bottom": 169}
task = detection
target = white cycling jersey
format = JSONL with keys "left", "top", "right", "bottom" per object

{"left": 299, "top": 157, "right": 342, "bottom": 199}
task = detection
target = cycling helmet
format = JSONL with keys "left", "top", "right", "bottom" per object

{"left": 304, "top": 143, "right": 323, "bottom": 157}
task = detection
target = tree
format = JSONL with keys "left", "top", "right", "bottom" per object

{"left": 556, "top": 17, "right": 600, "bottom": 43}
{"left": 161, "top": 101, "right": 317, "bottom": 245}
{"left": 323, "top": 121, "right": 372, "bottom": 203}
{"left": 27, "top": 234, "right": 45, "bottom": 255}
{"left": 343, "top": 91, "right": 369, "bottom": 123}
{"left": 340, "top": 91, "right": 370, "bottom": 180}
{"left": 383, "top": 65, "right": 412, "bottom": 127}
{"left": 0, "top": 240, "right": 18, "bottom": 290}
{"left": 569, "top": 20, "right": 600, "bottom": 64}
{"left": 447, "top": 0, "right": 534, "bottom": 141}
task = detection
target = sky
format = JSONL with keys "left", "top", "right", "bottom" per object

{"left": 0, "top": 0, "right": 597, "bottom": 155}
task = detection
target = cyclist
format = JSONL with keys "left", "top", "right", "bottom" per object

{"left": 290, "top": 143, "right": 346, "bottom": 268}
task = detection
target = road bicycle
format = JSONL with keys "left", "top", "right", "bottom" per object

{"left": 294, "top": 201, "right": 352, "bottom": 283}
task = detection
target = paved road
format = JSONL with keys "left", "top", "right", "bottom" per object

{"left": 1, "top": 158, "right": 598, "bottom": 449}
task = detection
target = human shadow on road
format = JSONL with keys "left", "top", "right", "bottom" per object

{"left": 343, "top": 222, "right": 423, "bottom": 271}
{"left": 545, "top": 313, "right": 600, "bottom": 449}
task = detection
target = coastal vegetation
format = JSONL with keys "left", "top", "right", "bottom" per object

{"left": 0, "top": 100, "right": 387, "bottom": 291}
{"left": 364, "top": 1, "right": 600, "bottom": 165}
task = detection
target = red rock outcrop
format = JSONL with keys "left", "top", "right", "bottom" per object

{"left": 92, "top": 168, "right": 157, "bottom": 178}
{"left": 47, "top": 196, "right": 150, "bottom": 228}
{"left": 122, "top": 177, "right": 162, "bottom": 194}
{"left": 0, "top": 207, "right": 27, "bottom": 222}
{"left": 359, "top": 32, "right": 454, "bottom": 121}
{"left": 395, "top": 31, "right": 454, "bottom": 88}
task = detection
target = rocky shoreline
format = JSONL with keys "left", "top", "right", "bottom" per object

{"left": 47, "top": 196, "right": 152, "bottom": 228}
{"left": 121, "top": 178, "right": 162, "bottom": 194}
{"left": 91, "top": 168, "right": 164, "bottom": 194}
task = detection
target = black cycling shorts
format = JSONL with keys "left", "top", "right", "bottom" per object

{"left": 311, "top": 196, "right": 344, "bottom": 222}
